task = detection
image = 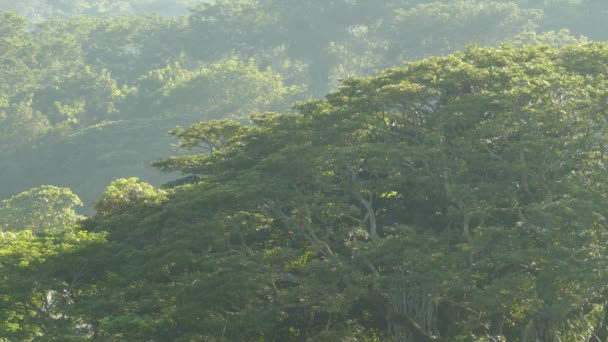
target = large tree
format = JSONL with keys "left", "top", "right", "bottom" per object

{"left": 0, "top": 186, "right": 105, "bottom": 341}
{"left": 45, "top": 43, "right": 608, "bottom": 341}
{"left": 0, "top": 186, "right": 83, "bottom": 233}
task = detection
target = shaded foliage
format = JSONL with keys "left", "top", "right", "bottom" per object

{"left": 3, "top": 2, "right": 608, "bottom": 341}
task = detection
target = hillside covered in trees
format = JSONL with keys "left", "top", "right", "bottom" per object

{"left": 3, "top": 0, "right": 608, "bottom": 341}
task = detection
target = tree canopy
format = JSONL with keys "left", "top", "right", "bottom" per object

{"left": 4, "top": 43, "right": 608, "bottom": 341}
{"left": 3, "top": 1, "right": 608, "bottom": 341}
{"left": 0, "top": 0, "right": 598, "bottom": 205}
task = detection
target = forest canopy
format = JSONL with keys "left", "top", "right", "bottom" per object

{"left": 3, "top": 0, "right": 608, "bottom": 341}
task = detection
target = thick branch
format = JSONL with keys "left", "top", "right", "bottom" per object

{"left": 519, "top": 149, "right": 532, "bottom": 196}
{"left": 352, "top": 190, "right": 380, "bottom": 241}
{"left": 263, "top": 201, "right": 333, "bottom": 258}
{"left": 388, "top": 306, "right": 446, "bottom": 342}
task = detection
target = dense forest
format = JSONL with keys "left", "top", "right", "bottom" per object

{"left": 3, "top": 0, "right": 608, "bottom": 341}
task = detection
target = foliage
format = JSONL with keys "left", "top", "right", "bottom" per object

{"left": 0, "top": 0, "right": 199, "bottom": 19}
{"left": 0, "top": 103, "right": 50, "bottom": 154}
{"left": 2, "top": 0, "right": 608, "bottom": 206}
{"left": 0, "top": 228, "right": 106, "bottom": 341}
{"left": 129, "top": 59, "right": 306, "bottom": 120}
{"left": 511, "top": 29, "right": 589, "bottom": 48}
{"left": 145, "top": 43, "right": 608, "bottom": 341}
{"left": 381, "top": 1, "right": 542, "bottom": 62}
{"left": 166, "top": 59, "right": 305, "bottom": 119}
{"left": 4, "top": 44, "right": 605, "bottom": 341}
{"left": 94, "top": 177, "right": 166, "bottom": 216}
{"left": 32, "top": 65, "right": 131, "bottom": 128}
{"left": 0, "top": 11, "right": 37, "bottom": 101}
{"left": 4, "top": 2, "right": 608, "bottom": 340}
{"left": 0, "top": 186, "right": 83, "bottom": 233}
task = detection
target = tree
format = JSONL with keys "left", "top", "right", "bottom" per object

{"left": 186, "top": 0, "right": 382, "bottom": 96}
{"left": 83, "top": 44, "right": 608, "bottom": 340}
{"left": 0, "top": 0, "right": 199, "bottom": 19}
{"left": 539, "top": 0, "right": 608, "bottom": 41}
{"left": 7, "top": 4, "right": 608, "bottom": 340}
{"left": 0, "top": 186, "right": 83, "bottom": 233}
{"left": 158, "top": 59, "right": 305, "bottom": 120}
{"left": 0, "top": 103, "right": 50, "bottom": 154}
{"left": 0, "top": 11, "right": 37, "bottom": 101}
{"left": 0, "top": 186, "right": 104, "bottom": 340}
{"left": 80, "top": 16, "right": 188, "bottom": 83}
{"left": 0, "top": 228, "right": 106, "bottom": 340}
{"left": 380, "top": 1, "right": 542, "bottom": 62}
{"left": 94, "top": 177, "right": 166, "bottom": 216}
{"left": 32, "top": 66, "right": 130, "bottom": 128}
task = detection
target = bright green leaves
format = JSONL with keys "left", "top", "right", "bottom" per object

{"left": 94, "top": 178, "right": 166, "bottom": 216}
{"left": 0, "top": 186, "right": 83, "bottom": 233}
{"left": 0, "top": 226, "right": 106, "bottom": 340}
